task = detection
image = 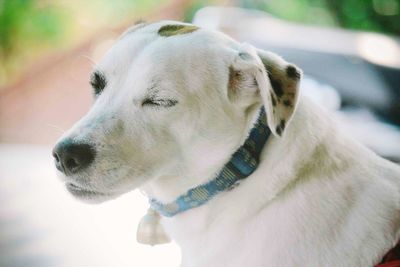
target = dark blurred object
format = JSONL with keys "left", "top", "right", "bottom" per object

{"left": 375, "top": 64, "right": 400, "bottom": 125}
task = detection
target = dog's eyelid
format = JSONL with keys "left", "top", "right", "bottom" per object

{"left": 90, "top": 71, "right": 107, "bottom": 95}
{"left": 142, "top": 98, "right": 178, "bottom": 107}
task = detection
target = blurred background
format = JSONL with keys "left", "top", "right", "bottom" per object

{"left": 0, "top": 0, "right": 399, "bottom": 266}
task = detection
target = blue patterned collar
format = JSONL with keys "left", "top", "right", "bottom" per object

{"left": 150, "top": 107, "right": 271, "bottom": 217}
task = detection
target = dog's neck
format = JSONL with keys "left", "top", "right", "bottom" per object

{"left": 160, "top": 98, "right": 335, "bottom": 253}
{"left": 140, "top": 105, "right": 264, "bottom": 207}
{"left": 157, "top": 98, "right": 351, "bottom": 262}
{"left": 148, "top": 108, "right": 271, "bottom": 217}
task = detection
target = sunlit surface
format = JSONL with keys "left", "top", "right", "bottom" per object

{"left": 357, "top": 33, "right": 400, "bottom": 68}
{"left": 0, "top": 144, "right": 180, "bottom": 267}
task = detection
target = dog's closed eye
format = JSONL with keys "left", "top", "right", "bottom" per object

{"left": 90, "top": 71, "right": 107, "bottom": 96}
{"left": 142, "top": 98, "right": 178, "bottom": 107}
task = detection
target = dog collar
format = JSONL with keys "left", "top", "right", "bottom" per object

{"left": 149, "top": 107, "right": 271, "bottom": 217}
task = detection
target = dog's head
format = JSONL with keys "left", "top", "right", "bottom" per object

{"left": 52, "top": 21, "right": 301, "bottom": 203}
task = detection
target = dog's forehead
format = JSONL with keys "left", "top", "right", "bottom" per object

{"left": 97, "top": 21, "right": 237, "bottom": 81}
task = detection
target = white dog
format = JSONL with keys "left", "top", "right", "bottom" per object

{"left": 53, "top": 21, "right": 400, "bottom": 267}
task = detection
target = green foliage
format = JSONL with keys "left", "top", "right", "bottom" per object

{"left": 241, "top": 0, "right": 400, "bottom": 35}
{"left": 0, "top": 0, "right": 397, "bottom": 87}
{"left": 325, "top": 0, "right": 399, "bottom": 34}
{"left": 0, "top": 0, "right": 67, "bottom": 59}
{"left": 0, "top": 0, "right": 167, "bottom": 86}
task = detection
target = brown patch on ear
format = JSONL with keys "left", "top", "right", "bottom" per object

{"left": 254, "top": 49, "right": 302, "bottom": 136}
{"left": 270, "top": 92, "right": 277, "bottom": 107}
{"left": 275, "top": 119, "right": 286, "bottom": 136}
{"left": 267, "top": 73, "right": 284, "bottom": 98}
{"left": 158, "top": 24, "right": 198, "bottom": 37}
{"left": 286, "top": 65, "right": 301, "bottom": 80}
{"left": 283, "top": 99, "right": 292, "bottom": 107}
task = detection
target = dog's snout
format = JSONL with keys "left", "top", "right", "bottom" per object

{"left": 52, "top": 140, "right": 95, "bottom": 175}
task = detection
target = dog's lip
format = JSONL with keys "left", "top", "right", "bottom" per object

{"left": 65, "top": 182, "right": 108, "bottom": 198}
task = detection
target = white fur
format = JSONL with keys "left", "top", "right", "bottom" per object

{"left": 55, "top": 21, "right": 400, "bottom": 266}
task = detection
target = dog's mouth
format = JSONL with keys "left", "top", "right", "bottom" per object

{"left": 65, "top": 182, "right": 111, "bottom": 202}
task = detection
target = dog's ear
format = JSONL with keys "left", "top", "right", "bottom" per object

{"left": 229, "top": 44, "right": 302, "bottom": 137}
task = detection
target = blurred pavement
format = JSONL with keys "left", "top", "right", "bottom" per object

{"left": 0, "top": 144, "right": 180, "bottom": 267}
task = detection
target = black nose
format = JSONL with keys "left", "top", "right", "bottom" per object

{"left": 52, "top": 140, "right": 95, "bottom": 175}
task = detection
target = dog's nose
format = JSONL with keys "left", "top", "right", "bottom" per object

{"left": 52, "top": 140, "right": 95, "bottom": 175}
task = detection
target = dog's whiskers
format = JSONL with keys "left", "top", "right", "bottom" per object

{"left": 47, "top": 124, "right": 66, "bottom": 134}
{"left": 81, "top": 55, "right": 97, "bottom": 68}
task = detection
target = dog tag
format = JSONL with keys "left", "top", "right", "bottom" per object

{"left": 137, "top": 208, "right": 171, "bottom": 246}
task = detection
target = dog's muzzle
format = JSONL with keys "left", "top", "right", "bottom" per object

{"left": 52, "top": 139, "right": 96, "bottom": 176}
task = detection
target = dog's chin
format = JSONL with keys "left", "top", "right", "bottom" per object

{"left": 65, "top": 183, "right": 116, "bottom": 204}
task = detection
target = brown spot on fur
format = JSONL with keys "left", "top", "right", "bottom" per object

{"left": 276, "top": 125, "right": 282, "bottom": 136}
{"left": 275, "top": 119, "right": 286, "bottom": 136}
{"left": 268, "top": 73, "right": 284, "bottom": 98}
{"left": 158, "top": 24, "right": 198, "bottom": 37}
{"left": 228, "top": 66, "right": 239, "bottom": 90}
{"left": 228, "top": 66, "right": 244, "bottom": 100}
{"left": 283, "top": 100, "right": 292, "bottom": 107}
{"left": 286, "top": 65, "right": 301, "bottom": 80}
{"left": 252, "top": 78, "right": 258, "bottom": 87}
{"left": 270, "top": 92, "right": 277, "bottom": 106}
{"left": 280, "top": 119, "right": 286, "bottom": 130}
